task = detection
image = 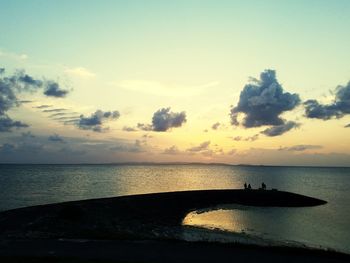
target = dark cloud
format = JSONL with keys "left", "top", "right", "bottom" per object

{"left": 53, "top": 116, "right": 80, "bottom": 121}
{"left": 21, "top": 131, "right": 35, "bottom": 138}
{"left": 44, "top": 82, "right": 69, "bottom": 98}
{"left": 230, "top": 70, "right": 300, "bottom": 129}
{"left": 261, "top": 121, "right": 299, "bottom": 137}
{"left": 0, "top": 76, "right": 19, "bottom": 115}
{"left": 137, "top": 123, "right": 153, "bottom": 131}
{"left": 304, "top": 81, "right": 350, "bottom": 120}
{"left": 49, "top": 112, "right": 67, "bottom": 118}
{"left": 136, "top": 108, "right": 186, "bottom": 132}
{"left": 0, "top": 143, "right": 16, "bottom": 154}
{"left": 17, "top": 73, "right": 43, "bottom": 88}
{"left": 110, "top": 140, "right": 146, "bottom": 153}
{"left": 35, "top": 105, "right": 52, "bottom": 109}
{"left": 279, "top": 145, "right": 322, "bottom": 152}
{"left": 62, "top": 119, "right": 80, "bottom": 125}
{"left": 42, "top": 108, "right": 67, "bottom": 113}
{"left": 57, "top": 147, "right": 86, "bottom": 156}
{"left": 151, "top": 107, "right": 187, "bottom": 132}
{"left": 162, "top": 145, "right": 180, "bottom": 155}
{"left": 0, "top": 116, "right": 28, "bottom": 132}
{"left": 345, "top": 123, "right": 350, "bottom": 128}
{"left": 187, "top": 141, "right": 210, "bottom": 152}
{"left": 211, "top": 122, "right": 221, "bottom": 130}
{"left": 48, "top": 134, "right": 65, "bottom": 143}
{"left": 0, "top": 69, "right": 70, "bottom": 132}
{"left": 123, "top": 126, "right": 138, "bottom": 132}
{"left": 230, "top": 135, "right": 258, "bottom": 141}
{"left": 142, "top": 134, "right": 153, "bottom": 139}
{"left": 0, "top": 68, "right": 5, "bottom": 74}
{"left": 77, "top": 110, "right": 120, "bottom": 132}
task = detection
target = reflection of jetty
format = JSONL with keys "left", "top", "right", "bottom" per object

{"left": 0, "top": 189, "right": 326, "bottom": 240}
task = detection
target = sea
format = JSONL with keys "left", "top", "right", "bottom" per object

{"left": 0, "top": 164, "right": 349, "bottom": 253}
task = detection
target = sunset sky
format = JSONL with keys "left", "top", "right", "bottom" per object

{"left": 1, "top": 0, "right": 350, "bottom": 166}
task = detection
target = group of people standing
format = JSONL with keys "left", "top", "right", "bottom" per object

{"left": 244, "top": 182, "right": 266, "bottom": 190}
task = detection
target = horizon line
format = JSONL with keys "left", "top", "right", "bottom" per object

{"left": 0, "top": 162, "right": 349, "bottom": 168}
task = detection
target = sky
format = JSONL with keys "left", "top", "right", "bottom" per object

{"left": 0, "top": 0, "right": 350, "bottom": 166}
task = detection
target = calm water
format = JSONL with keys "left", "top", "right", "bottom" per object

{"left": 0, "top": 164, "right": 349, "bottom": 253}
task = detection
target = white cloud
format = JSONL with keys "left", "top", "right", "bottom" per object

{"left": 0, "top": 49, "right": 28, "bottom": 61}
{"left": 111, "top": 79, "right": 219, "bottom": 96}
{"left": 64, "top": 67, "right": 96, "bottom": 78}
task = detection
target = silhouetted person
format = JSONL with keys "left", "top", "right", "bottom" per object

{"left": 262, "top": 182, "right": 266, "bottom": 190}
{"left": 248, "top": 184, "right": 252, "bottom": 190}
{"left": 244, "top": 183, "right": 247, "bottom": 190}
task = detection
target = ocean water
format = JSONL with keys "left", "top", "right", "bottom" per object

{"left": 0, "top": 164, "right": 349, "bottom": 253}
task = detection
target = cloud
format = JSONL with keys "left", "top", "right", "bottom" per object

{"left": 345, "top": 123, "right": 350, "bottom": 128}
{"left": 49, "top": 112, "right": 67, "bottom": 118}
{"left": 227, "top": 149, "right": 236, "bottom": 155}
{"left": 0, "top": 116, "right": 28, "bottom": 132}
{"left": 187, "top": 141, "right": 211, "bottom": 152}
{"left": 3, "top": 133, "right": 44, "bottom": 155}
{"left": 0, "top": 50, "right": 28, "bottom": 61}
{"left": 245, "top": 134, "right": 259, "bottom": 141}
{"left": 115, "top": 79, "right": 219, "bottom": 97}
{"left": 110, "top": 140, "right": 146, "bottom": 153}
{"left": 42, "top": 108, "right": 67, "bottom": 113}
{"left": 64, "top": 67, "right": 95, "bottom": 78}
{"left": 304, "top": 81, "right": 350, "bottom": 120}
{"left": 151, "top": 107, "right": 187, "bottom": 132}
{"left": 230, "top": 69, "right": 300, "bottom": 130}
{"left": 35, "top": 105, "right": 52, "bottom": 109}
{"left": 0, "top": 143, "right": 16, "bottom": 154}
{"left": 142, "top": 134, "right": 153, "bottom": 139}
{"left": 19, "top": 100, "right": 32, "bottom": 104}
{"left": 211, "top": 122, "right": 221, "bottom": 130}
{"left": 136, "top": 108, "right": 186, "bottom": 132}
{"left": 44, "top": 82, "right": 69, "bottom": 98}
{"left": 52, "top": 116, "right": 80, "bottom": 122}
{"left": 230, "top": 135, "right": 259, "bottom": 141}
{"left": 123, "top": 126, "right": 138, "bottom": 132}
{"left": 0, "top": 68, "right": 5, "bottom": 74}
{"left": 77, "top": 110, "right": 120, "bottom": 132}
{"left": 162, "top": 145, "right": 180, "bottom": 155}
{"left": 279, "top": 145, "right": 322, "bottom": 152}
{"left": 21, "top": 131, "right": 35, "bottom": 138}
{"left": 48, "top": 134, "right": 65, "bottom": 143}
{"left": 261, "top": 121, "right": 300, "bottom": 137}
{"left": 137, "top": 123, "right": 153, "bottom": 131}
{"left": 17, "top": 73, "right": 43, "bottom": 88}
{"left": 0, "top": 68, "right": 70, "bottom": 132}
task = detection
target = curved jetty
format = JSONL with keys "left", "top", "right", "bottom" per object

{"left": 0, "top": 189, "right": 326, "bottom": 240}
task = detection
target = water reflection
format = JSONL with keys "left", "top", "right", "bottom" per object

{"left": 0, "top": 164, "right": 349, "bottom": 253}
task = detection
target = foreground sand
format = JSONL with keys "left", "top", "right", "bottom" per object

{"left": 0, "top": 189, "right": 345, "bottom": 262}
